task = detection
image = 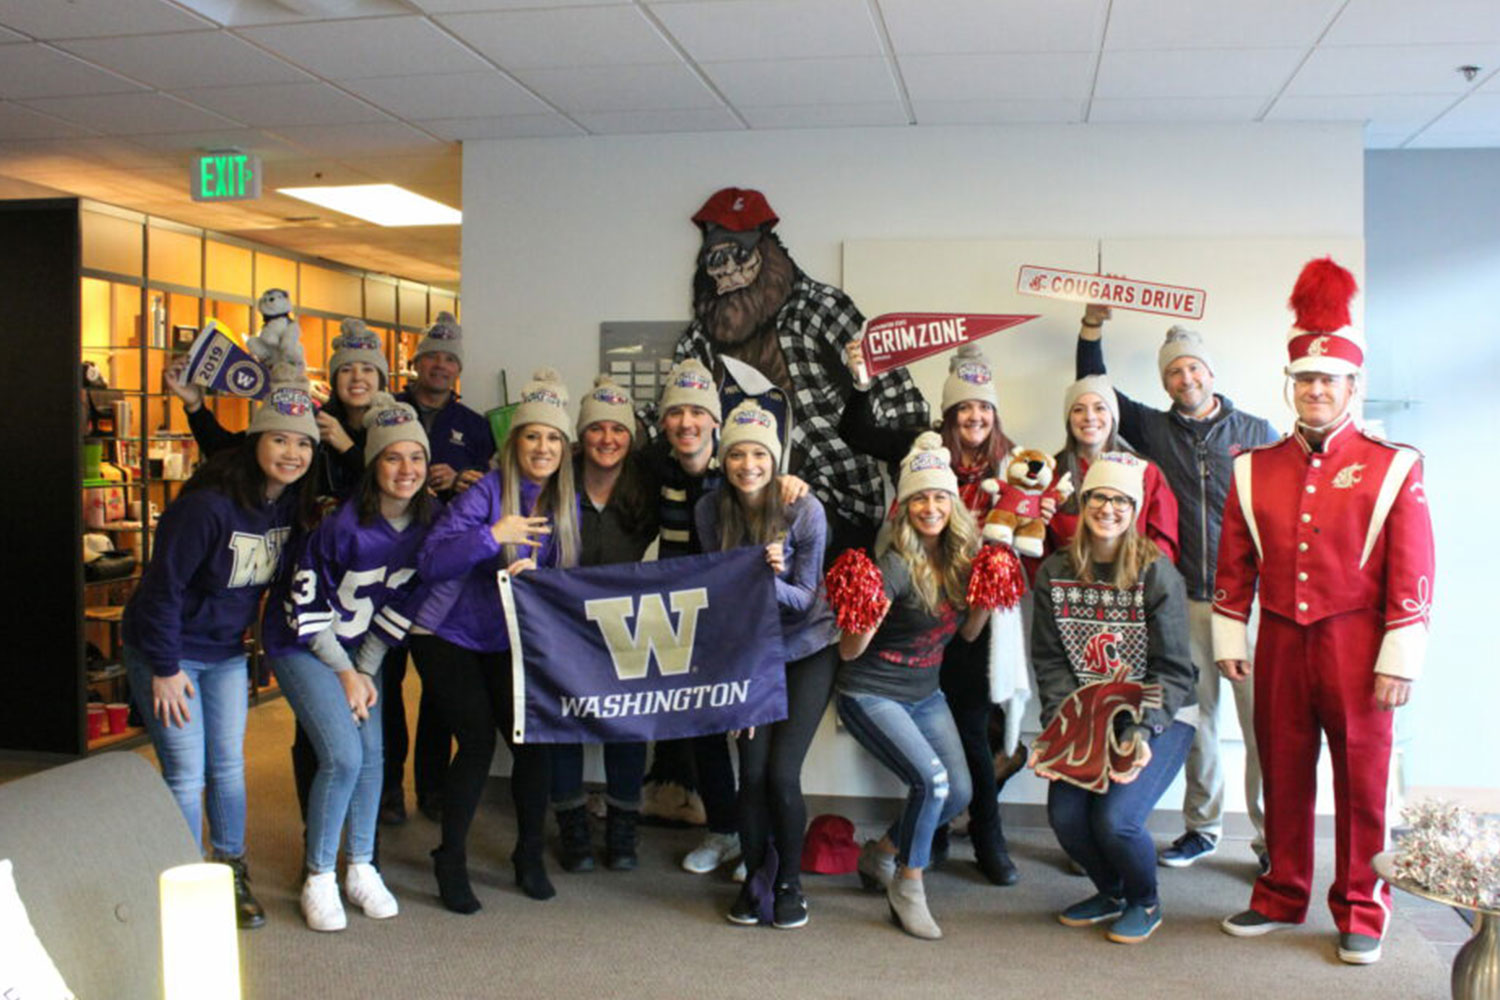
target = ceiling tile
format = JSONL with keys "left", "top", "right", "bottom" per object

{"left": 408, "top": 0, "right": 608, "bottom": 10}
{"left": 0, "top": 100, "right": 92, "bottom": 139}
{"left": 703, "top": 57, "right": 898, "bottom": 107}
{"left": 1095, "top": 48, "right": 1305, "bottom": 98}
{"left": 1419, "top": 91, "right": 1500, "bottom": 131}
{"left": 1266, "top": 93, "right": 1453, "bottom": 135}
{"left": 910, "top": 97, "right": 1084, "bottom": 124}
{"left": 262, "top": 121, "right": 449, "bottom": 155}
{"left": 18, "top": 92, "right": 239, "bottom": 134}
{"left": 176, "top": 81, "right": 390, "bottom": 127}
{"left": 416, "top": 114, "right": 584, "bottom": 140}
{"left": 436, "top": 6, "right": 675, "bottom": 70}
{"left": 1287, "top": 43, "right": 1500, "bottom": 97}
{"left": 237, "top": 16, "right": 488, "bottom": 80}
{"left": 339, "top": 71, "right": 548, "bottom": 120}
{"left": 0, "top": 0, "right": 213, "bottom": 38}
{"left": 1325, "top": 0, "right": 1500, "bottom": 46}
{"left": 0, "top": 24, "right": 26, "bottom": 42}
{"left": 652, "top": 0, "right": 882, "bottom": 62}
{"left": 880, "top": 0, "right": 1106, "bottom": 54}
{"left": 1362, "top": 130, "right": 1411, "bottom": 148}
{"left": 173, "top": 0, "right": 414, "bottom": 28}
{"left": 1089, "top": 96, "right": 1265, "bottom": 122}
{"left": 740, "top": 102, "right": 908, "bottom": 129}
{"left": 1404, "top": 128, "right": 1500, "bottom": 148}
{"left": 57, "top": 31, "right": 311, "bottom": 90}
{"left": 900, "top": 52, "right": 1095, "bottom": 102}
{"left": 572, "top": 107, "right": 744, "bottom": 134}
{"left": 514, "top": 63, "right": 722, "bottom": 113}
{"left": 0, "top": 44, "right": 145, "bottom": 100}
{"left": 1106, "top": 0, "right": 1342, "bottom": 49}
{"left": 126, "top": 128, "right": 307, "bottom": 157}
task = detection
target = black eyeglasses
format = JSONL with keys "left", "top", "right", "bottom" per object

{"left": 1084, "top": 492, "right": 1134, "bottom": 512}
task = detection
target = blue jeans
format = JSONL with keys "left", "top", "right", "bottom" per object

{"left": 270, "top": 650, "right": 384, "bottom": 873}
{"left": 124, "top": 645, "right": 249, "bottom": 856}
{"left": 550, "top": 742, "right": 647, "bottom": 811}
{"left": 1047, "top": 720, "right": 1195, "bottom": 908}
{"left": 836, "top": 689, "right": 972, "bottom": 870}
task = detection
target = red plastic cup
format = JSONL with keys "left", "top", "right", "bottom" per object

{"left": 87, "top": 705, "right": 106, "bottom": 740}
{"left": 106, "top": 703, "right": 130, "bottom": 733}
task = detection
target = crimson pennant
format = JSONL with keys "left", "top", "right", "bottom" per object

{"left": 860, "top": 312, "right": 1037, "bottom": 377}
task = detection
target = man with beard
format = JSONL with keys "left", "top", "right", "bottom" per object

{"left": 669, "top": 187, "right": 930, "bottom": 560}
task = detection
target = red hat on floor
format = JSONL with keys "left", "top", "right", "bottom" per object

{"left": 801, "top": 814, "right": 859, "bottom": 874}
{"left": 692, "top": 187, "right": 778, "bottom": 233}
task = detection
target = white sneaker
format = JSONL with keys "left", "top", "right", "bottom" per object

{"left": 682, "top": 832, "right": 741, "bottom": 874}
{"left": 732, "top": 860, "right": 747, "bottom": 883}
{"left": 344, "top": 862, "right": 399, "bottom": 920}
{"left": 301, "top": 872, "right": 346, "bottom": 932}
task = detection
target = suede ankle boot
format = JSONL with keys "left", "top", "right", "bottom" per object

{"left": 431, "top": 846, "right": 480, "bottom": 914}
{"left": 512, "top": 844, "right": 556, "bottom": 901}
{"left": 887, "top": 875, "right": 942, "bottom": 940}
{"left": 971, "top": 821, "right": 1020, "bottom": 886}
{"left": 555, "top": 806, "right": 595, "bottom": 873}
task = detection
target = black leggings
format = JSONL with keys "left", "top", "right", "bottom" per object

{"left": 737, "top": 644, "right": 838, "bottom": 885}
{"left": 408, "top": 635, "right": 550, "bottom": 860}
{"left": 939, "top": 622, "right": 1006, "bottom": 845}
{"left": 381, "top": 644, "right": 451, "bottom": 802}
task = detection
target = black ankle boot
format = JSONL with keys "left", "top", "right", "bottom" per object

{"left": 214, "top": 854, "right": 266, "bottom": 929}
{"left": 431, "top": 846, "right": 480, "bottom": 914}
{"left": 605, "top": 807, "right": 639, "bottom": 871}
{"left": 972, "top": 823, "right": 1020, "bottom": 886}
{"left": 513, "top": 847, "right": 556, "bottom": 901}
{"left": 555, "top": 806, "right": 595, "bottom": 873}
{"left": 929, "top": 824, "right": 951, "bottom": 868}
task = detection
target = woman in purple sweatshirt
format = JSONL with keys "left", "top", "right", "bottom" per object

{"left": 410, "top": 368, "right": 581, "bottom": 914}
{"left": 122, "top": 366, "right": 319, "bottom": 929}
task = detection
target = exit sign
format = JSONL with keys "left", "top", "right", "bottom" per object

{"left": 190, "top": 152, "right": 262, "bottom": 202}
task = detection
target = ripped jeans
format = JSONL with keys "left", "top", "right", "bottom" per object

{"left": 837, "top": 689, "right": 972, "bottom": 870}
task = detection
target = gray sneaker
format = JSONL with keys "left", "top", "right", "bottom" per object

{"left": 682, "top": 832, "right": 741, "bottom": 874}
{"left": 1221, "top": 909, "right": 1297, "bottom": 937}
{"left": 1337, "top": 932, "right": 1382, "bottom": 964}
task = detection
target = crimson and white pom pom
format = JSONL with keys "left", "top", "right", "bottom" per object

{"left": 968, "top": 544, "right": 1026, "bottom": 611}
{"left": 824, "top": 548, "right": 888, "bottom": 633}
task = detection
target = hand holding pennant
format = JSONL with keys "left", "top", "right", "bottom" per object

{"left": 1029, "top": 663, "right": 1163, "bottom": 793}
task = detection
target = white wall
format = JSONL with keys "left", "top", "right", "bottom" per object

{"left": 461, "top": 122, "right": 1365, "bottom": 801}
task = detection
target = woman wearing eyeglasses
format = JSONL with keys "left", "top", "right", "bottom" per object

{"left": 1031, "top": 453, "right": 1197, "bottom": 945}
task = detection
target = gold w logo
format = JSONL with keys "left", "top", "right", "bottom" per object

{"left": 584, "top": 589, "right": 709, "bottom": 680}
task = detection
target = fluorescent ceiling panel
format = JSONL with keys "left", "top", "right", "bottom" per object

{"left": 278, "top": 183, "right": 461, "bottom": 225}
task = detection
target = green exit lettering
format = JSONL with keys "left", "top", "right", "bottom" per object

{"left": 191, "top": 153, "right": 261, "bottom": 202}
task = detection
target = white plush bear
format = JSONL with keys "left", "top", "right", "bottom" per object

{"left": 246, "top": 288, "right": 305, "bottom": 368}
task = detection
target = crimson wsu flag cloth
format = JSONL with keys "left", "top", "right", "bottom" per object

{"left": 860, "top": 312, "right": 1037, "bottom": 376}
{"left": 498, "top": 546, "right": 788, "bottom": 744}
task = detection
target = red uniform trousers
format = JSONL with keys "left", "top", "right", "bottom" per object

{"left": 1251, "top": 607, "right": 1393, "bottom": 938}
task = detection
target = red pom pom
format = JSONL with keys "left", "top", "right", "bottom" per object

{"left": 1289, "top": 257, "right": 1358, "bottom": 333}
{"left": 824, "top": 548, "right": 889, "bottom": 633}
{"left": 967, "top": 544, "right": 1027, "bottom": 611}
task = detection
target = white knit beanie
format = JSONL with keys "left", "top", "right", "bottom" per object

{"left": 511, "top": 367, "right": 572, "bottom": 442}
{"left": 1062, "top": 375, "right": 1120, "bottom": 432}
{"left": 718, "top": 399, "right": 782, "bottom": 468}
{"left": 1157, "top": 325, "right": 1214, "bottom": 379}
{"left": 415, "top": 311, "right": 463, "bottom": 367}
{"left": 328, "top": 318, "right": 389, "bottom": 384}
{"left": 896, "top": 431, "right": 959, "bottom": 503}
{"left": 248, "top": 362, "right": 319, "bottom": 440}
{"left": 1081, "top": 451, "right": 1146, "bottom": 510}
{"left": 658, "top": 359, "right": 721, "bottom": 424}
{"left": 363, "top": 392, "right": 429, "bottom": 464}
{"left": 940, "top": 344, "right": 998, "bottom": 414}
{"left": 577, "top": 375, "right": 636, "bottom": 439}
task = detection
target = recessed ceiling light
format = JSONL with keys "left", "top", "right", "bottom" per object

{"left": 276, "top": 184, "right": 461, "bottom": 227}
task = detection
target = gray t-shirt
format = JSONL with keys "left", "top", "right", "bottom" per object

{"left": 837, "top": 550, "right": 960, "bottom": 702}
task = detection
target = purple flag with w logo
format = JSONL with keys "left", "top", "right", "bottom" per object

{"left": 498, "top": 546, "right": 787, "bottom": 744}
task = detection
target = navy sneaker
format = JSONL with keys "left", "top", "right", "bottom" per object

{"left": 1058, "top": 893, "right": 1126, "bottom": 927}
{"left": 1107, "top": 904, "right": 1162, "bottom": 944}
{"left": 1159, "top": 831, "right": 1217, "bottom": 868}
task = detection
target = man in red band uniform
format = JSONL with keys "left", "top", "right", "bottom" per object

{"left": 1213, "top": 258, "right": 1435, "bottom": 966}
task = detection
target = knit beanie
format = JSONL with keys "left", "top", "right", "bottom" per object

{"left": 1080, "top": 451, "right": 1146, "bottom": 510}
{"left": 328, "top": 318, "right": 389, "bottom": 384}
{"left": 896, "top": 431, "right": 959, "bottom": 503}
{"left": 657, "top": 359, "right": 721, "bottom": 424}
{"left": 577, "top": 374, "right": 636, "bottom": 439}
{"left": 1157, "top": 325, "right": 1214, "bottom": 380}
{"left": 718, "top": 399, "right": 782, "bottom": 468}
{"left": 939, "top": 344, "right": 998, "bottom": 414}
{"left": 511, "top": 367, "right": 572, "bottom": 442}
{"left": 414, "top": 311, "right": 463, "bottom": 367}
{"left": 248, "top": 362, "right": 319, "bottom": 440}
{"left": 363, "top": 391, "right": 429, "bottom": 464}
{"left": 1062, "top": 375, "right": 1120, "bottom": 433}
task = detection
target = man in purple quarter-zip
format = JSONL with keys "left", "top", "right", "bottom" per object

{"left": 1076, "top": 303, "right": 1277, "bottom": 873}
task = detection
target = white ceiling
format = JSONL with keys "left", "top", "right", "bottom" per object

{"left": 2, "top": 0, "right": 1497, "bottom": 285}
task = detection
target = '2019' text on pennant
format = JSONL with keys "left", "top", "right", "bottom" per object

{"left": 1016, "top": 266, "right": 1206, "bottom": 320}
{"left": 860, "top": 312, "right": 1038, "bottom": 377}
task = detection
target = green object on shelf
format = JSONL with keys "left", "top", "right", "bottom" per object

{"left": 83, "top": 441, "right": 102, "bottom": 480}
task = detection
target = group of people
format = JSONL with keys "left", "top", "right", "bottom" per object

{"left": 120, "top": 253, "right": 1432, "bottom": 966}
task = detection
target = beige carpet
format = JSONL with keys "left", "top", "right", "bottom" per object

{"left": 165, "top": 689, "right": 1451, "bottom": 1000}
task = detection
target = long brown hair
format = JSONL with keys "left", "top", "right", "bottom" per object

{"left": 1064, "top": 506, "right": 1160, "bottom": 591}
{"left": 716, "top": 476, "right": 787, "bottom": 550}
{"left": 937, "top": 402, "right": 1014, "bottom": 476}
{"left": 879, "top": 494, "right": 979, "bottom": 615}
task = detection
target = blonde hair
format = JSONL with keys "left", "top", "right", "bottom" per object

{"left": 499, "top": 423, "right": 580, "bottom": 568}
{"left": 879, "top": 494, "right": 980, "bottom": 616}
{"left": 1064, "top": 511, "right": 1159, "bottom": 591}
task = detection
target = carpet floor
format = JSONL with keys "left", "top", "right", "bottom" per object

{"left": 170, "top": 689, "right": 1452, "bottom": 1000}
